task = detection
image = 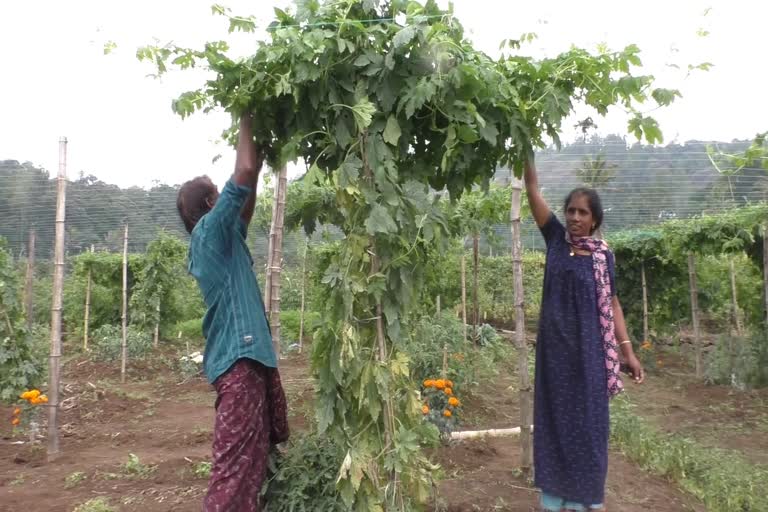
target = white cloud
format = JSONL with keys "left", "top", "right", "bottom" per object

{"left": 0, "top": 0, "right": 765, "bottom": 189}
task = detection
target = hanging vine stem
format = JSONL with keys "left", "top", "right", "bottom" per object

{"left": 361, "top": 129, "right": 397, "bottom": 467}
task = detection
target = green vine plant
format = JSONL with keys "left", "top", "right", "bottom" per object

{"left": 130, "top": 232, "right": 187, "bottom": 341}
{"left": 442, "top": 185, "right": 512, "bottom": 338}
{"left": 610, "top": 204, "right": 768, "bottom": 339}
{"left": 136, "top": 0, "right": 678, "bottom": 509}
{"left": 0, "top": 237, "right": 42, "bottom": 402}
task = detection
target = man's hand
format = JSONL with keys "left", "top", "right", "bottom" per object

{"left": 233, "top": 114, "right": 263, "bottom": 188}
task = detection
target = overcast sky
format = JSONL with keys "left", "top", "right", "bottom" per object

{"left": 1, "top": 0, "right": 765, "bottom": 189}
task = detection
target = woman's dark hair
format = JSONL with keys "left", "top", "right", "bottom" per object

{"left": 177, "top": 176, "right": 217, "bottom": 234}
{"left": 563, "top": 187, "right": 604, "bottom": 234}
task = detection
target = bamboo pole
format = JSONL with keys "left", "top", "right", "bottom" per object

{"left": 472, "top": 234, "right": 480, "bottom": 343}
{"left": 510, "top": 177, "right": 532, "bottom": 474}
{"left": 268, "top": 165, "right": 288, "bottom": 360}
{"left": 298, "top": 237, "right": 308, "bottom": 354}
{"left": 763, "top": 222, "right": 768, "bottom": 332}
{"left": 687, "top": 253, "right": 703, "bottom": 378}
{"left": 48, "top": 136, "right": 67, "bottom": 461}
{"left": 641, "top": 262, "right": 649, "bottom": 342}
{"left": 729, "top": 259, "right": 743, "bottom": 337}
{"left": 153, "top": 299, "right": 161, "bottom": 349}
{"left": 83, "top": 245, "right": 93, "bottom": 350}
{"left": 121, "top": 225, "right": 129, "bottom": 383}
{"left": 23, "top": 228, "right": 36, "bottom": 329}
{"left": 264, "top": 180, "right": 278, "bottom": 308}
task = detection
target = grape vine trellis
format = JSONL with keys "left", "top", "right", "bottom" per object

{"left": 138, "top": 0, "right": 676, "bottom": 508}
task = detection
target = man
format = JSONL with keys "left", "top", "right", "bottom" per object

{"left": 177, "top": 114, "right": 289, "bottom": 511}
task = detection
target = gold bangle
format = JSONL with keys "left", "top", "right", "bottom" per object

{"left": 619, "top": 340, "right": 632, "bottom": 346}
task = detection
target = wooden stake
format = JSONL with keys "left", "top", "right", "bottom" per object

{"left": 264, "top": 180, "right": 277, "bottom": 308}
{"left": 472, "top": 234, "right": 480, "bottom": 343}
{"left": 763, "top": 223, "right": 768, "bottom": 332}
{"left": 298, "top": 237, "right": 308, "bottom": 354}
{"left": 510, "top": 177, "right": 532, "bottom": 474}
{"left": 23, "top": 228, "right": 35, "bottom": 330}
{"left": 641, "top": 262, "right": 649, "bottom": 342}
{"left": 48, "top": 136, "right": 67, "bottom": 461}
{"left": 729, "top": 258, "right": 743, "bottom": 337}
{"left": 121, "top": 225, "right": 129, "bottom": 383}
{"left": 83, "top": 245, "right": 93, "bottom": 350}
{"left": 461, "top": 251, "right": 468, "bottom": 342}
{"left": 153, "top": 299, "right": 161, "bottom": 349}
{"left": 687, "top": 253, "right": 702, "bottom": 378}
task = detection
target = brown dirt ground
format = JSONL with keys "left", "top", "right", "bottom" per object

{"left": 1, "top": 341, "right": 763, "bottom": 512}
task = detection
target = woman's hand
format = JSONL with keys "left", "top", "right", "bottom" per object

{"left": 624, "top": 353, "right": 645, "bottom": 384}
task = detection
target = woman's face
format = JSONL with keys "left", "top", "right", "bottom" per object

{"left": 565, "top": 193, "right": 595, "bottom": 238}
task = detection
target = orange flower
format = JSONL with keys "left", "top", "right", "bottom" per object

{"left": 11, "top": 417, "right": 20, "bottom": 426}
{"left": 38, "top": 395, "right": 48, "bottom": 404}
{"left": 21, "top": 389, "right": 41, "bottom": 401}
{"left": 446, "top": 380, "right": 454, "bottom": 388}
{"left": 13, "top": 408, "right": 21, "bottom": 416}
{"left": 30, "top": 397, "right": 40, "bottom": 405}
{"left": 423, "top": 379, "right": 435, "bottom": 388}
{"left": 434, "top": 379, "right": 446, "bottom": 390}
{"left": 640, "top": 341, "right": 652, "bottom": 351}
{"left": 448, "top": 397, "right": 460, "bottom": 407}
{"left": 444, "top": 388, "right": 453, "bottom": 396}
{"left": 443, "top": 410, "right": 452, "bottom": 418}
{"left": 422, "top": 405, "right": 430, "bottom": 415}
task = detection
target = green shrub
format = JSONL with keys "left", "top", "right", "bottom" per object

{"left": 611, "top": 396, "right": 768, "bottom": 511}
{"left": 262, "top": 433, "right": 347, "bottom": 512}
{"left": 418, "top": 246, "right": 545, "bottom": 327}
{"left": 617, "top": 253, "right": 764, "bottom": 341}
{"left": 90, "top": 324, "right": 152, "bottom": 361}
{"left": 706, "top": 331, "right": 768, "bottom": 389}
{"left": 72, "top": 498, "right": 116, "bottom": 512}
{"left": 280, "top": 310, "right": 320, "bottom": 347}
{"left": 173, "top": 318, "right": 204, "bottom": 342}
{"left": 404, "top": 312, "right": 511, "bottom": 391}
{"left": 0, "top": 238, "right": 44, "bottom": 402}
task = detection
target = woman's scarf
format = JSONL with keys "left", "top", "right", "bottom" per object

{"left": 566, "top": 233, "right": 624, "bottom": 398}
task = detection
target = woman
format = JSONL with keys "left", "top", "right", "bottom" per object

{"left": 524, "top": 155, "right": 644, "bottom": 512}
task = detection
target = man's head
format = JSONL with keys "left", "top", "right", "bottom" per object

{"left": 177, "top": 176, "right": 219, "bottom": 234}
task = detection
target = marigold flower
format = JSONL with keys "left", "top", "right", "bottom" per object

{"left": 422, "top": 405, "right": 429, "bottom": 415}
{"left": 38, "top": 395, "right": 48, "bottom": 404}
{"left": 30, "top": 397, "right": 40, "bottom": 405}
{"left": 446, "top": 380, "right": 454, "bottom": 388}
{"left": 13, "top": 408, "right": 21, "bottom": 416}
{"left": 444, "top": 388, "right": 453, "bottom": 396}
{"left": 443, "top": 410, "right": 452, "bottom": 418}
{"left": 448, "top": 397, "right": 460, "bottom": 407}
{"left": 434, "top": 379, "right": 446, "bottom": 390}
{"left": 11, "top": 418, "right": 20, "bottom": 426}
{"left": 423, "top": 379, "right": 435, "bottom": 388}
{"left": 23, "top": 389, "right": 41, "bottom": 401}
